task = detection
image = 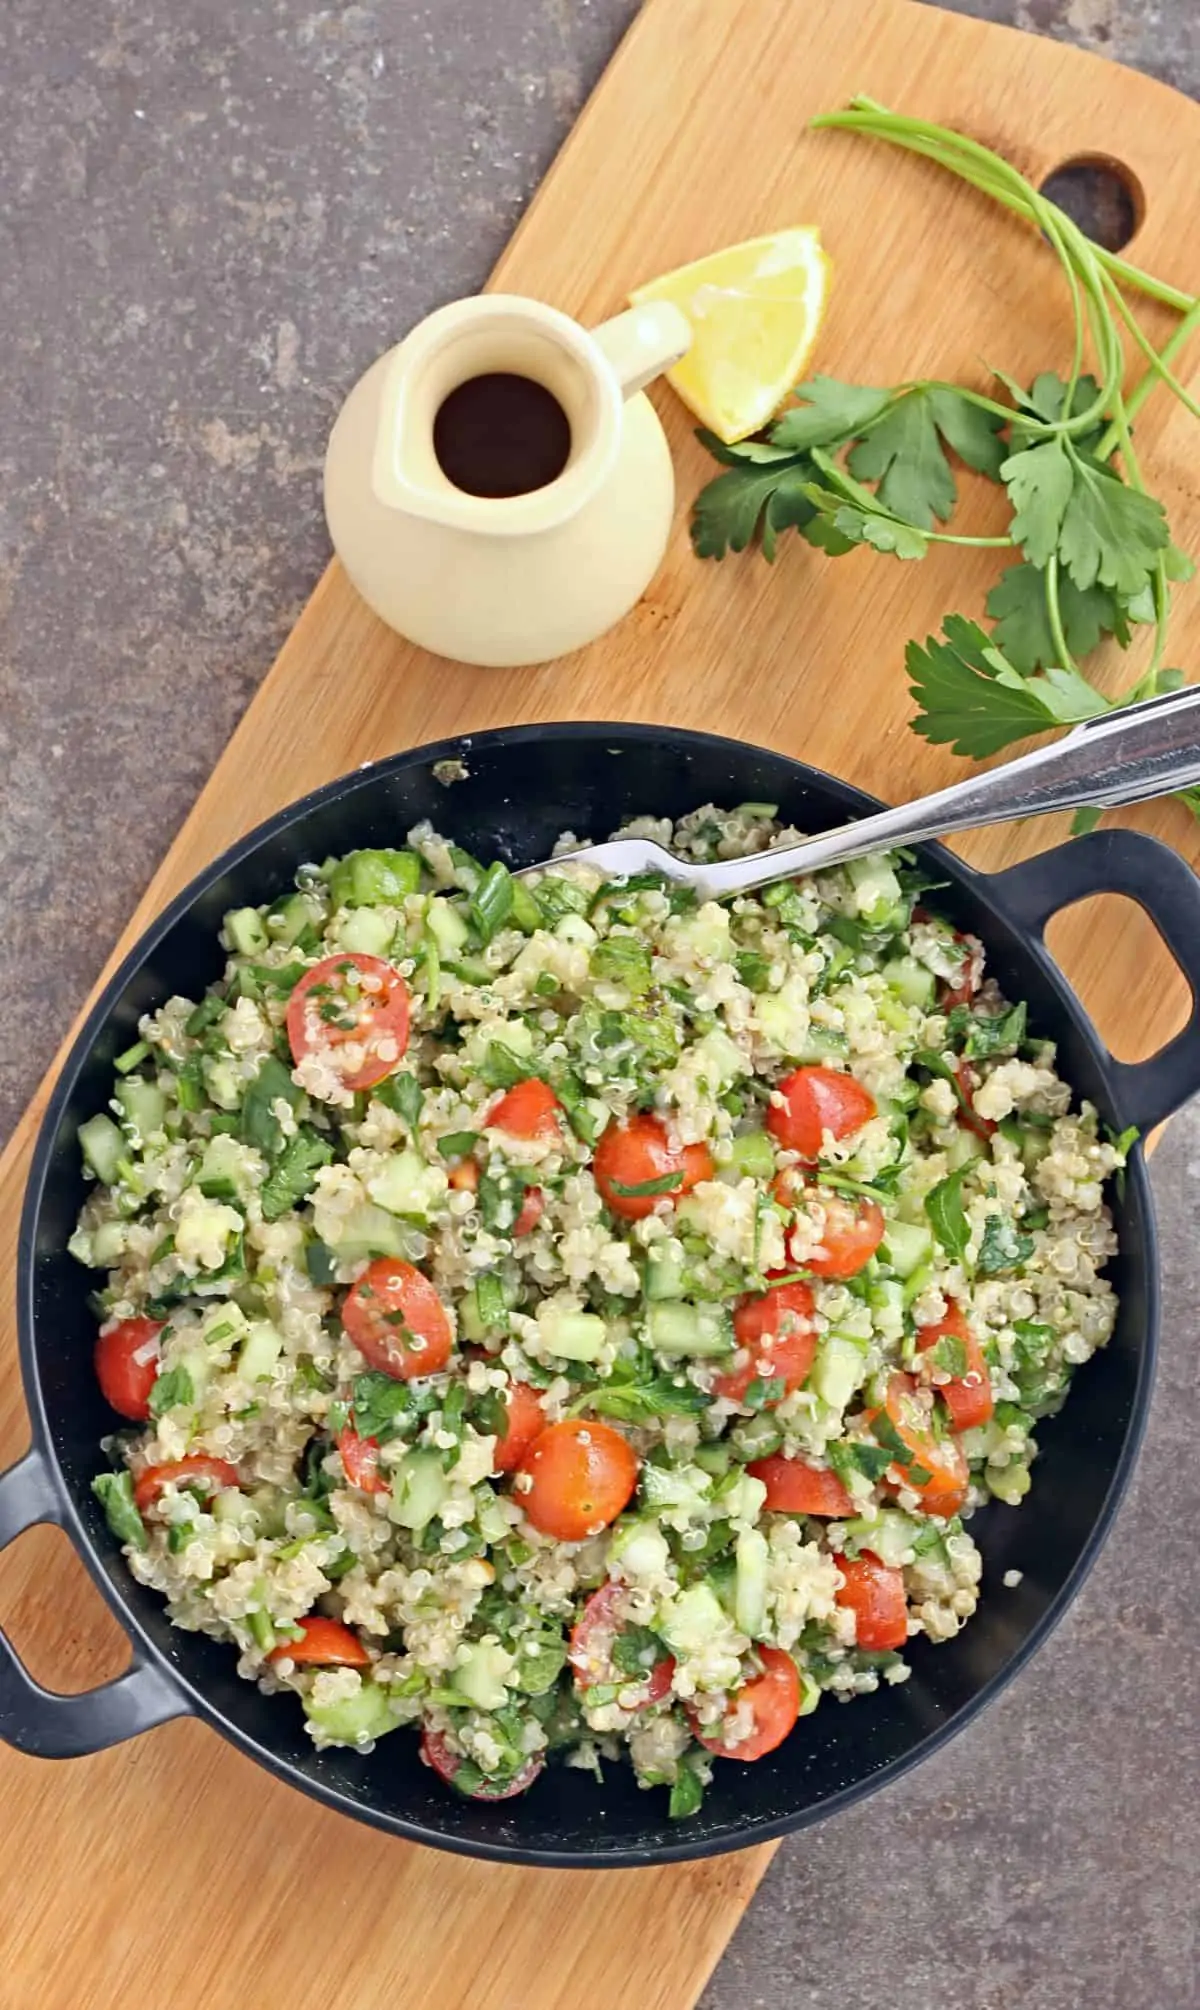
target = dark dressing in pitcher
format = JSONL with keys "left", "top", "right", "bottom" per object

{"left": 433, "top": 373, "right": 572, "bottom": 499}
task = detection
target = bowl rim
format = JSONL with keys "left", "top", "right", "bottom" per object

{"left": 15, "top": 720, "right": 1159, "bottom": 1865}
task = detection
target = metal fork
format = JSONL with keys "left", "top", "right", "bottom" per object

{"left": 523, "top": 686, "right": 1200, "bottom": 903}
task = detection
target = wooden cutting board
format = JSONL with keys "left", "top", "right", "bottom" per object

{"left": 4, "top": 2, "right": 1200, "bottom": 2004}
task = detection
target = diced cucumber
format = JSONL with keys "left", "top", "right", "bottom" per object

{"left": 644, "top": 1243, "right": 687, "bottom": 1301}
{"left": 947, "top": 1126, "right": 988, "bottom": 1171}
{"left": 426, "top": 896, "right": 470, "bottom": 956}
{"left": 464, "top": 1016, "right": 534, "bottom": 1069}
{"left": 640, "top": 1462, "right": 713, "bottom": 1517}
{"left": 986, "top": 1461, "right": 1032, "bottom": 1505}
{"left": 901, "top": 1262, "right": 935, "bottom": 1310}
{"left": 723, "top": 1129, "right": 775, "bottom": 1182}
{"left": 810, "top": 1333, "right": 867, "bottom": 1412}
{"left": 609, "top": 1520, "right": 672, "bottom": 1578}
{"left": 225, "top": 907, "right": 270, "bottom": 956}
{"left": 452, "top": 1640, "right": 514, "bottom": 1711}
{"left": 328, "top": 848, "right": 421, "bottom": 909}
{"left": 754, "top": 987, "right": 809, "bottom": 1058}
{"left": 198, "top": 1130, "right": 257, "bottom": 1200}
{"left": 734, "top": 1527, "right": 769, "bottom": 1639}
{"left": 670, "top": 907, "right": 730, "bottom": 961}
{"left": 796, "top": 1025, "right": 851, "bottom": 1063}
{"left": 847, "top": 854, "right": 903, "bottom": 927}
{"left": 880, "top": 1219, "right": 933, "bottom": 1279}
{"left": 473, "top": 1485, "right": 512, "bottom": 1545}
{"left": 239, "top": 1320, "right": 283, "bottom": 1382}
{"left": 79, "top": 1114, "right": 124, "bottom": 1185}
{"left": 729, "top": 1413, "right": 783, "bottom": 1460}
{"left": 647, "top": 1302, "right": 734, "bottom": 1358}
{"left": 881, "top": 956, "right": 936, "bottom": 1008}
{"left": 114, "top": 1076, "right": 166, "bottom": 1139}
{"left": 694, "top": 1028, "right": 747, "bottom": 1090}
{"left": 554, "top": 913, "right": 597, "bottom": 947}
{"left": 338, "top": 907, "right": 396, "bottom": 957}
{"left": 203, "top": 1057, "right": 242, "bottom": 1111}
{"left": 659, "top": 1581, "right": 729, "bottom": 1656}
{"left": 91, "top": 1219, "right": 129, "bottom": 1266}
{"left": 714, "top": 1468, "right": 767, "bottom": 1523}
{"left": 326, "top": 1202, "right": 419, "bottom": 1261}
{"left": 1020, "top": 1125, "right": 1053, "bottom": 1172}
{"left": 509, "top": 880, "right": 544, "bottom": 935}
{"left": 266, "top": 890, "right": 323, "bottom": 947}
{"left": 389, "top": 1450, "right": 449, "bottom": 1531}
{"left": 797, "top": 1667, "right": 821, "bottom": 1716}
{"left": 843, "top": 1509, "right": 923, "bottom": 1568}
{"left": 303, "top": 1679, "right": 399, "bottom": 1744}
{"left": 367, "top": 1147, "right": 448, "bottom": 1220}
{"left": 693, "top": 1441, "right": 733, "bottom": 1478}
{"left": 539, "top": 1308, "right": 607, "bottom": 1362}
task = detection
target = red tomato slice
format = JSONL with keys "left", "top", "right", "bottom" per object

{"left": 835, "top": 1551, "right": 909, "bottom": 1650}
{"left": 512, "top": 1185, "right": 545, "bottom": 1237}
{"left": 341, "top": 1258, "right": 453, "bottom": 1381}
{"left": 421, "top": 1726, "right": 544, "bottom": 1800}
{"left": 487, "top": 1077, "right": 562, "bottom": 1140}
{"left": 748, "top": 1454, "right": 855, "bottom": 1517}
{"left": 286, "top": 953, "right": 410, "bottom": 1092}
{"left": 95, "top": 1316, "right": 163, "bottom": 1421}
{"left": 568, "top": 1582, "right": 674, "bottom": 1707}
{"left": 593, "top": 1115, "right": 714, "bottom": 1221}
{"left": 447, "top": 1156, "right": 480, "bottom": 1193}
{"left": 690, "top": 1646, "right": 801, "bottom": 1761}
{"left": 491, "top": 1381, "right": 546, "bottom": 1473}
{"left": 518, "top": 1420, "right": 638, "bottom": 1541}
{"left": 766, "top": 1066, "right": 877, "bottom": 1160}
{"left": 268, "top": 1615, "right": 370, "bottom": 1667}
{"left": 338, "top": 1427, "right": 389, "bottom": 1496}
{"left": 774, "top": 1172, "right": 885, "bottom": 1279}
{"left": 917, "top": 1301, "right": 994, "bottom": 1431}
{"left": 133, "top": 1455, "right": 240, "bottom": 1514}
{"left": 712, "top": 1281, "right": 816, "bottom": 1405}
{"left": 876, "top": 1371, "right": 970, "bottom": 1518}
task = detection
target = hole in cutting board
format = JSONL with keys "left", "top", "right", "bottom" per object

{"left": 1038, "top": 156, "right": 1143, "bottom": 252}
{"left": 0, "top": 1521, "right": 131, "bottom": 1693}
{"left": 1045, "top": 893, "right": 1190, "bottom": 1062}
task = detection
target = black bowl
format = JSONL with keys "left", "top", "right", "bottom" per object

{"left": 7, "top": 723, "right": 1200, "bottom": 1866}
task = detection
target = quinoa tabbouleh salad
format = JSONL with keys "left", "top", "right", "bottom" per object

{"left": 73, "top": 804, "right": 1128, "bottom": 1818}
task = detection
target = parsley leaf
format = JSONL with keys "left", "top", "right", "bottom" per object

{"left": 986, "top": 562, "right": 1126, "bottom": 674}
{"left": 827, "top": 1439, "right": 893, "bottom": 1485}
{"left": 92, "top": 1470, "right": 148, "bottom": 1550}
{"left": 1058, "top": 455, "right": 1169, "bottom": 597}
{"left": 946, "top": 999, "right": 1027, "bottom": 1059}
{"left": 1002, "top": 439, "right": 1074, "bottom": 569}
{"left": 668, "top": 1760, "right": 705, "bottom": 1821}
{"left": 260, "top": 1127, "right": 333, "bottom": 1222}
{"left": 907, "top": 616, "right": 1109, "bottom": 758}
{"left": 846, "top": 387, "right": 1002, "bottom": 528}
{"left": 611, "top": 1625, "right": 667, "bottom": 1679}
{"left": 769, "top": 376, "right": 894, "bottom": 451}
{"left": 977, "top": 1213, "right": 1035, "bottom": 1274}
{"left": 148, "top": 1364, "right": 194, "bottom": 1419}
{"left": 240, "top": 1055, "right": 303, "bottom": 1157}
{"left": 924, "top": 1166, "right": 971, "bottom": 1262}
{"left": 692, "top": 460, "right": 803, "bottom": 559}
{"left": 577, "top": 1375, "right": 709, "bottom": 1424}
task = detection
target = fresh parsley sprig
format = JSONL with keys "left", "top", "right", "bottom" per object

{"left": 690, "top": 104, "right": 1200, "bottom": 808}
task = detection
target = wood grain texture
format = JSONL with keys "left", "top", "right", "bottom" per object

{"left": 3, "top": 2, "right": 1200, "bottom": 2004}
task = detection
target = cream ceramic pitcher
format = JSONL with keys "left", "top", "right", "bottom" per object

{"left": 323, "top": 293, "right": 691, "bottom": 667}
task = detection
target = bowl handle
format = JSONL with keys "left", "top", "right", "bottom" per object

{"left": 987, "top": 827, "right": 1200, "bottom": 1133}
{"left": 0, "top": 1446, "right": 188, "bottom": 1757}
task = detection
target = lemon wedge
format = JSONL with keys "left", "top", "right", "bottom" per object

{"left": 630, "top": 227, "right": 831, "bottom": 444}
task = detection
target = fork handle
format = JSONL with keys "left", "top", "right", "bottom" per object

{"left": 701, "top": 686, "right": 1200, "bottom": 895}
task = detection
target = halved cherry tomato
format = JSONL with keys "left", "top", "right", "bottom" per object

{"left": 512, "top": 1185, "right": 545, "bottom": 1237}
{"left": 286, "top": 952, "right": 410, "bottom": 1092}
{"left": 268, "top": 1615, "right": 370, "bottom": 1667}
{"left": 766, "top": 1066, "right": 877, "bottom": 1160}
{"left": 748, "top": 1454, "right": 855, "bottom": 1518}
{"left": 338, "top": 1427, "right": 389, "bottom": 1496}
{"left": 917, "top": 1300, "right": 994, "bottom": 1432}
{"left": 518, "top": 1419, "right": 638, "bottom": 1541}
{"left": 773, "top": 1171, "right": 884, "bottom": 1279}
{"left": 953, "top": 1059, "right": 995, "bottom": 1141}
{"left": 712, "top": 1280, "right": 816, "bottom": 1405}
{"left": 592, "top": 1115, "right": 714, "bottom": 1221}
{"left": 690, "top": 1646, "right": 801, "bottom": 1761}
{"left": 487, "top": 1077, "right": 563, "bottom": 1140}
{"left": 133, "top": 1455, "right": 240, "bottom": 1514}
{"left": 568, "top": 1582, "right": 675, "bottom": 1707}
{"left": 835, "top": 1551, "right": 909, "bottom": 1650}
{"left": 421, "top": 1725, "right": 544, "bottom": 1800}
{"left": 341, "top": 1257, "right": 453, "bottom": 1381}
{"left": 876, "top": 1371, "right": 970, "bottom": 1518}
{"left": 491, "top": 1381, "right": 546, "bottom": 1473}
{"left": 95, "top": 1316, "right": 163, "bottom": 1421}
{"left": 447, "top": 1156, "right": 480, "bottom": 1193}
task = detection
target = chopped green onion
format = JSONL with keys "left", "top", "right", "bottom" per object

{"left": 469, "top": 862, "right": 515, "bottom": 945}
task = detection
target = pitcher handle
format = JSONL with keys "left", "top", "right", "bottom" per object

{"left": 591, "top": 302, "right": 691, "bottom": 398}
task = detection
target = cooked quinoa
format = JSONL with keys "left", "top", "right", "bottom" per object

{"left": 74, "top": 804, "right": 1125, "bottom": 1818}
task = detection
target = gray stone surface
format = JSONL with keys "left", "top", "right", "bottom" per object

{"left": 0, "top": 1, "right": 1196, "bottom": 2005}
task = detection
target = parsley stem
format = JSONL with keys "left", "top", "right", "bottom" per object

{"left": 1043, "top": 556, "right": 1076, "bottom": 675}
{"left": 1096, "top": 277, "right": 1200, "bottom": 434}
